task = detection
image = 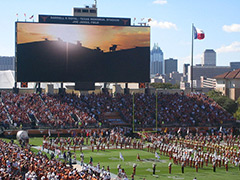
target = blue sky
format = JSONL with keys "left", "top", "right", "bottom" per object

{"left": 0, "top": 0, "right": 240, "bottom": 72}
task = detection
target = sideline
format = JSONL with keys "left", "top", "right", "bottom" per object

{"left": 32, "top": 146, "right": 118, "bottom": 179}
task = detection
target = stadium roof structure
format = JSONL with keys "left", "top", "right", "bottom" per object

{"left": 214, "top": 68, "right": 240, "bottom": 79}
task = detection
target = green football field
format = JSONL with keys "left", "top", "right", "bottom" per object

{"left": 2, "top": 137, "right": 240, "bottom": 180}
{"left": 74, "top": 149, "right": 240, "bottom": 180}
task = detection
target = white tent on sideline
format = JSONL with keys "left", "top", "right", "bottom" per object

{"left": 0, "top": 70, "right": 15, "bottom": 89}
{"left": 0, "top": 70, "right": 76, "bottom": 89}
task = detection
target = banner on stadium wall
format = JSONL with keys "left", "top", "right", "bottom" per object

{"left": 39, "top": 15, "right": 131, "bottom": 26}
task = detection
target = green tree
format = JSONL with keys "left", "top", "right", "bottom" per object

{"left": 220, "top": 97, "right": 238, "bottom": 114}
{"left": 237, "top": 96, "right": 240, "bottom": 105}
{"left": 150, "top": 83, "right": 179, "bottom": 89}
{"left": 234, "top": 96, "right": 240, "bottom": 119}
{"left": 208, "top": 90, "right": 237, "bottom": 114}
{"left": 172, "top": 83, "right": 180, "bottom": 89}
{"left": 234, "top": 108, "right": 240, "bottom": 120}
{"left": 207, "top": 90, "right": 223, "bottom": 98}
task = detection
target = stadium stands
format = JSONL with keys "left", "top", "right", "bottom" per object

{"left": 0, "top": 139, "right": 111, "bottom": 179}
{"left": 0, "top": 101, "right": 11, "bottom": 129}
{"left": 0, "top": 91, "right": 236, "bottom": 130}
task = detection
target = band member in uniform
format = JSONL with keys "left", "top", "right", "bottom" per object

{"left": 133, "top": 163, "right": 137, "bottom": 175}
{"left": 213, "top": 162, "right": 216, "bottom": 172}
{"left": 168, "top": 162, "right": 172, "bottom": 174}
{"left": 225, "top": 159, "right": 229, "bottom": 172}
{"left": 137, "top": 153, "right": 141, "bottom": 161}
{"left": 195, "top": 161, "right": 198, "bottom": 172}
{"left": 152, "top": 163, "right": 156, "bottom": 175}
{"left": 181, "top": 162, "right": 184, "bottom": 173}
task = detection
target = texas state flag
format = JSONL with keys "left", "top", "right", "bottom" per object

{"left": 193, "top": 25, "right": 205, "bottom": 40}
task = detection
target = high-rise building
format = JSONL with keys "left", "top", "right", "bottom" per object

{"left": 230, "top": 62, "right": 240, "bottom": 70}
{"left": 201, "top": 49, "right": 216, "bottom": 66}
{"left": 150, "top": 43, "right": 164, "bottom": 75}
{"left": 182, "top": 63, "right": 190, "bottom": 82}
{"left": 183, "top": 64, "right": 190, "bottom": 76}
{"left": 0, "top": 56, "right": 15, "bottom": 70}
{"left": 188, "top": 65, "right": 231, "bottom": 88}
{"left": 164, "top": 58, "right": 177, "bottom": 74}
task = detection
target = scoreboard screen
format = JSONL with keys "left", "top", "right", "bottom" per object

{"left": 16, "top": 22, "right": 150, "bottom": 82}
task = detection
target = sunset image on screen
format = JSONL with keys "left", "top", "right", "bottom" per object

{"left": 17, "top": 23, "right": 150, "bottom": 52}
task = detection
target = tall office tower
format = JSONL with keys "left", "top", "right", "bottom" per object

{"left": 182, "top": 63, "right": 190, "bottom": 82}
{"left": 164, "top": 58, "right": 178, "bottom": 74}
{"left": 150, "top": 43, "right": 164, "bottom": 75}
{"left": 0, "top": 56, "right": 15, "bottom": 70}
{"left": 230, "top": 62, "right": 240, "bottom": 70}
{"left": 201, "top": 49, "right": 216, "bottom": 66}
{"left": 183, "top": 64, "right": 190, "bottom": 76}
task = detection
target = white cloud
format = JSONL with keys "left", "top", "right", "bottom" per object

{"left": 222, "top": 24, "right": 240, "bottom": 32}
{"left": 149, "top": 20, "right": 177, "bottom": 30}
{"left": 216, "top": 41, "right": 240, "bottom": 53}
{"left": 153, "top": 0, "right": 167, "bottom": 4}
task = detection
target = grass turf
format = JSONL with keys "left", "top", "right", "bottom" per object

{"left": 78, "top": 149, "right": 240, "bottom": 180}
{"left": 2, "top": 137, "right": 240, "bottom": 180}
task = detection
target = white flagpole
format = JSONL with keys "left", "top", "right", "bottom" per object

{"left": 191, "top": 23, "right": 194, "bottom": 92}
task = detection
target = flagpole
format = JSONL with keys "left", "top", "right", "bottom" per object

{"left": 191, "top": 23, "right": 194, "bottom": 92}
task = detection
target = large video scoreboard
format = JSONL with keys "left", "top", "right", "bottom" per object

{"left": 16, "top": 15, "right": 150, "bottom": 82}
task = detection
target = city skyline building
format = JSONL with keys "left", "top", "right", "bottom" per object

{"left": 150, "top": 43, "right": 164, "bottom": 75}
{"left": 182, "top": 63, "right": 190, "bottom": 82}
{"left": 165, "top": 58, "right": 178, "bottom": 75}
{"left": 201, "top": 49, "right": 216, "bottom": 66}
{"left": 0, "top": 56, "right": 14, "bottom": 71}
{"left": 230, "top": 62, "right": 240, "bottom": 71}
{"left": 188, "top": 65, "right": 231, "bottom": 88}
{"left": 183, "top": 63, "right": 190, "bottom": 76}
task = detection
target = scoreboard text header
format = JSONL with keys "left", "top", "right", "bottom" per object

{"left": 39, "top": 15, "right": 131, "bottom": 26}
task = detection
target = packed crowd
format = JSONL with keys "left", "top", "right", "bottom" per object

{"left": 187, "top": 93, "right": 234, "bottom": 126}
{"left": 1, "top": 92, "right": 32, "bottom": 127}
{"left": 0, "top": 91, "right": 236, "bottom": 129}
{"left": 0, "top": 139, "right": 113, "bottom": 180}
{"left": 0, "top": 102, "right": 10, "bottom": 129}
{"left": 125, "top": 92, "right": 235, "bottom": 127}
{"left": 0, "top": 92, "right": 96, "bottom": 129}
{"left": 66, "top": 92, "right": 235, "bottom": 128}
